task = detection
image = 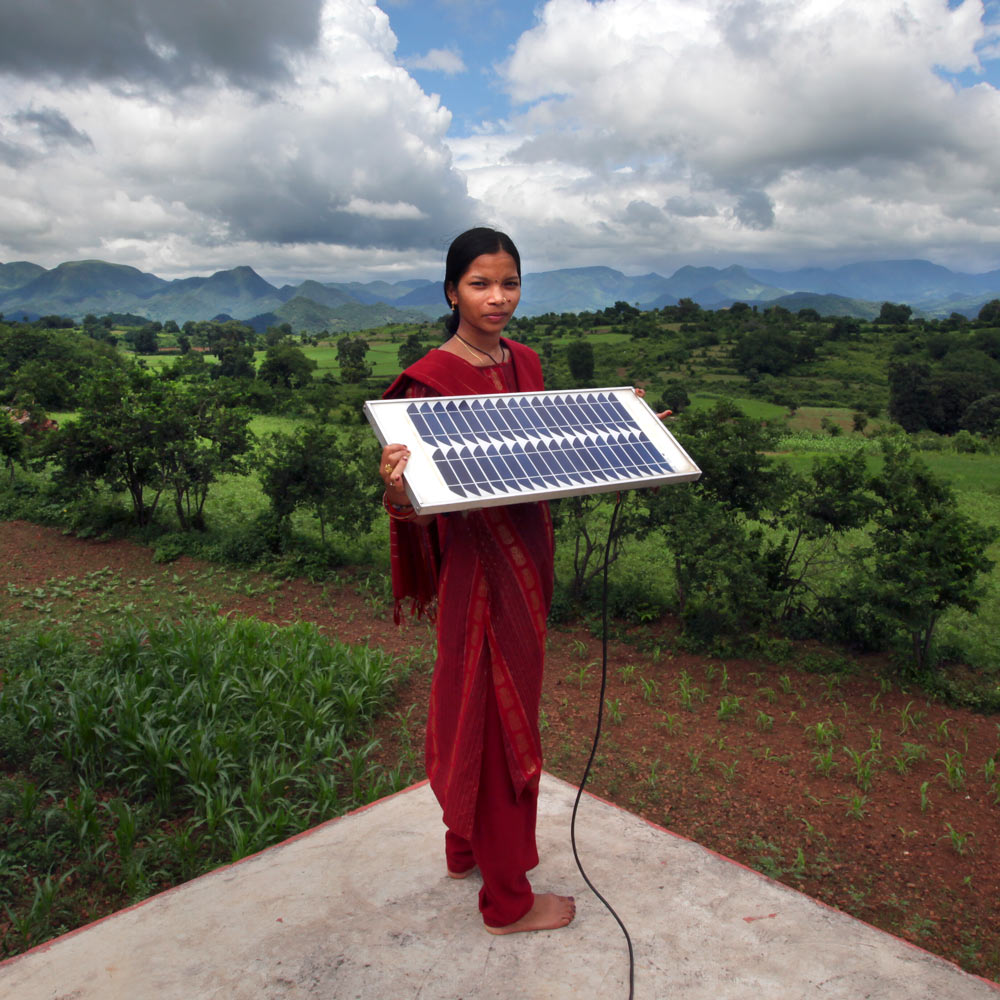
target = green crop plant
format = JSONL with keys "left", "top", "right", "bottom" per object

{"left": 812, "top": 747, "right": 837, "bottom": 777}
{"left": 891, "top": 744, "right": 926, "bottom": 775}
{"left": 933, "top": 718, "right": 953, "bottom": 744}
{"left": 652, "top": 713, "right": 678, "bottom": 738}
{"left": 716, "top": 695, "right": 742, "bottom": 721}
{"left": 919, "top": 780, "right": 933, "bottom": 813}
{"left": 821, "top": 675, "right": 842, "bottom": 702}
{"left": 640, "top": 676, "right": 660, "bottom": 703}
{"left": 675, "top": 671, "right": 695, "bottom": 710}
{"left": 806, "top": 719, "right": 840, "bottom": 747}
{"left": 895, "top": 700, "right": 926, "bottom": 735}
{"left": 843, "top": 794, "right": 868, "bottom": 819}
{"left": 937, "top": 750, "right": 966, "bottom": 791}
{"left": 940, "top": 824, "right": 975, "bottom": 856}
{"left": 716, "top": 759, "right": 739, "bottom": 783}
{"left": 755, "top": 710, "right": 774, "bottom": 732}
{"left": 843, "top": 747, "right": 878, "bottom": 792}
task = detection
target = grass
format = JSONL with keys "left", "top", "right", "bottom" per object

{"left": 0, "top": 614, "right": 414, "bottom": 956}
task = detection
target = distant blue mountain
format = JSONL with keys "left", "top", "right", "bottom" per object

{"left": 1, "top": 256, "right": 998, "bottom": 324}
{"left": 746, "top": 259, "right": 1000, "bottom": 305}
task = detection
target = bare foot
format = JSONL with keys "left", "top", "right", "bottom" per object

{"left": 485, "top": 893, "right": 576, "bottom": 935}
{"left": 448, "top": 865, "right": 477, "bottom": 880}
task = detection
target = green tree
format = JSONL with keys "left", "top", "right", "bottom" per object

{"left": 257, "top": 341, "right": 316, "bottom": 389}
{"left": 887, "top": 361, "right": 933, "bottom": 432}
{"left": 48, "top": 367, "right": 252, "bottom": 529}
{"left": 258, "top": 424, "right": 379, "bottom": 543}
{"left": 863, "top": 440, "right": 996, "bottom": 671}
{"left": 336, "top": 336, "right": 372, "bottom": 383}
{"left": 265, "top": 322, "right": 294, "bottom": 346}
{"left": 214, "top": 342, "right": 256, "bottom": 380}
{"left": 397, "top": 333, "right": 426, "bottom": 370}
{"left": 733, "top": 329, "right": 798, "bottom": 376}
{"left": 159, "top": 385, "right": 254, "bottom": 531}
{"left": 977, "top": 299, "right": 1000, "bottom": 325}
{"left": 50, "top": 367, "right": 173, "bottom": 525}
{"left": 961, "top": 393, "right": 1000, "bottom": 435}
{"left": 566, "top": 339, "right": 595, "bottom": 383}
{"left": 0, "top": 411, "right": 25, "bottom": 480}
{"left": 124, "top": 323, "right": 161, "bottom": 355}
{"left": 878, "top": 302, "right": 913, "bottom": 326}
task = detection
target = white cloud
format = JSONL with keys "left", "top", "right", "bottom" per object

{"left": 481, "top": 0, "right": 1000, "bottom": 272}
{"left": 344, "top": 197, "right": 428, "bottom": 219}
{"left": 404, "top": 48, "right": 467, "bottom": 75}
{"left": 0, "top": 0, "right": 475, "bottom": 277}
{"left": 3, "top": 0, "right": 1000, "bottom": 280}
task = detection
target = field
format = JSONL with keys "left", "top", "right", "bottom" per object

{"left": 4, "top": 313, "right": 1000, "bottom": 979}
{"left": 1, "top": 521, "right": 998, "bottom": 981}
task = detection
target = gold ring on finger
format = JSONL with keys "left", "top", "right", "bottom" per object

{"left": 383, "top": 463, "right": 393, "bottom": 473}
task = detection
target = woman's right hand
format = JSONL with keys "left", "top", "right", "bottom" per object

{"left": 380, "top": 443, "right": 411, "bottom": 504}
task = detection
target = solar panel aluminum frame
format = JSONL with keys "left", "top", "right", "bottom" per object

{"left": 365, "top": 386, "right": 701, "bottom": 516}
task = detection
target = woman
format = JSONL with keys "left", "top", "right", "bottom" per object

{"left": 379, "top": 227, "right": 575, "bottom": 934}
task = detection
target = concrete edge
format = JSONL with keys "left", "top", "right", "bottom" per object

{"left": 4, "top": 770, "right": 998, "bottom": 992}
{"left": 560, "top": 770, "right": 1000, "bottom": 992}
{"left": 0, "top": 777, "right": 431, "bottom": 970}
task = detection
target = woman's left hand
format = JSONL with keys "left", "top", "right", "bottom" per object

{"left": 633, "top": 386, "right": 671, "bottom": 420}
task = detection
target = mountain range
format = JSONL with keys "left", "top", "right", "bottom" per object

{"left": 1, "top": 257, "right": 998, "bottom": 331}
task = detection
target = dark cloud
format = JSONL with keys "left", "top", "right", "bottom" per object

{"left": 0, "top": 135, "right": 31, "bottom": 167}
{"left": 665, "top": 195, "right": 718, "bottom": 218}
{"left": 734, "top": 190, "right": 775, "bottom": 230}
{"left": 0, "top": 0, "right": 324, "bottom": 90}
{"left": 622, "top": 199, "right": 665, "bottom": 227}
{"left": 13, "top": 108, "right": 92, "bottom": 147}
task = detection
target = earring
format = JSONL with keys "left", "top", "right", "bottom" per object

{"left": 451, "top": 301, "right": 457, "bottom": 310}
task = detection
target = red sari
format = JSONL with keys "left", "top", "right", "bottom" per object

{"left": 384, "top": 339, "right": 554, "bottom": 926}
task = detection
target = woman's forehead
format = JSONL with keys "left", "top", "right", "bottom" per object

{"left": 462, "top": 251, "right": 520, "bottom": 279}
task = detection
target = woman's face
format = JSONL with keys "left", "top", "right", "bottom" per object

{"left": 447, "top": 251, "right": 521, "bottom": 340}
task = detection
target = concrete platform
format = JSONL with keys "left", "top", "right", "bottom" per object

{"left": 2, "top": 773, "right": 997, "bottom": 1000}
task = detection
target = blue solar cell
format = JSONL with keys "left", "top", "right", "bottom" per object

{"left": 384, "top": 389, "right": 698, "bottom": 513}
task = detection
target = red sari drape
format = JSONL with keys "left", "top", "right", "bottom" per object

{"left": 383, "top": 340, "right": 554, "bottom": 841}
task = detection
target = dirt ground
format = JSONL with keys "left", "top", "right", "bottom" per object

{"left": 2, "top": 519, "right": 998, "bottom": 982}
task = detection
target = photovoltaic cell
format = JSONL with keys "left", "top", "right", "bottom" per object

{"left": 365, "top": 387, "right": 701, "bottom": 515}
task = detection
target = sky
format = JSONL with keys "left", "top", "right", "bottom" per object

{"left": 1, "top": 0, "right": 1000, "bottom": 285}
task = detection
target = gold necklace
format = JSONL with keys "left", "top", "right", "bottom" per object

{"left": 454, "top": 333, "right": 505, "bottom": 366}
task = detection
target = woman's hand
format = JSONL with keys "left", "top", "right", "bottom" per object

{"left": 380, "top": 443, "right": 412, "bottom": 505}
{"left": 633, "top": 386, "right": 671, "bottom": 420}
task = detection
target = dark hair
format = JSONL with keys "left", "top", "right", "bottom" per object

{"left": 442, "top": 227, "right": 521, "bottom": 335}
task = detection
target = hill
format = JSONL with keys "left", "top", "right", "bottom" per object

{"left": 2, "top": 256, "right": 999, "bottom": 324}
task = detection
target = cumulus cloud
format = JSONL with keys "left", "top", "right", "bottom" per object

{"left": 481, "top": 0, "right": 1000, "bottom": 271}
{"left": 404, "top": 48, "right": 467, "bottom": 75}
{"left": 0, "top": 0, "right": 477, "bottom": 277}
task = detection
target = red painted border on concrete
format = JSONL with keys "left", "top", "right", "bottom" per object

{"left": 0, "top": 777, "right": 431, "bottom": 970}
{"left": 4, "top": 770, "right": 998, "bottom": 993}
{"left": 561, "top": 771, "right": 1000, "bottom": 993}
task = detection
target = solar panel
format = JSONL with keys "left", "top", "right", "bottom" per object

{"left": 365, "top": 387, "right": 701, "bottom": 515}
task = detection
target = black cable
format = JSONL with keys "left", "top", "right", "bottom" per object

{"left": 569, "top": 491, "right": 635, "bottom": 1000}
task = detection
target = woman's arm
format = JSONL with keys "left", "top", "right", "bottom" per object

{"left": 379, "top": 442, "right": 434, "bottom": 528}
